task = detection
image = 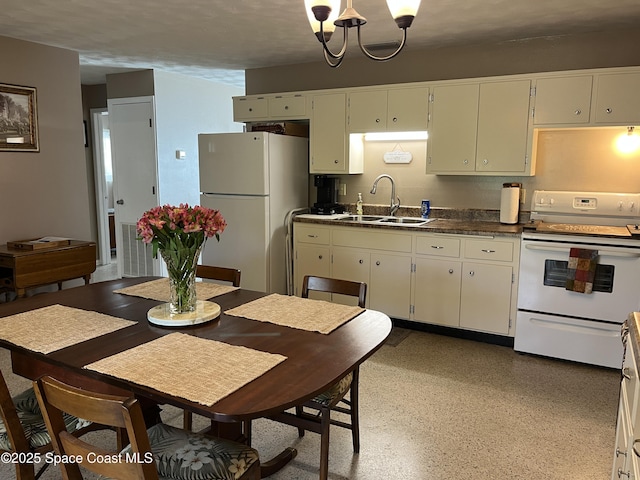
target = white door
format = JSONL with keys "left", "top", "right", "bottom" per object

{"left": 108, "top": 96, "right": 158, "bottom": 277}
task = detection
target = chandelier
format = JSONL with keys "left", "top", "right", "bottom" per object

{"left": 304, "top": 0, "right": 421, "bottom": 68}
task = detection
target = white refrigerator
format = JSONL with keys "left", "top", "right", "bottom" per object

{"left": 198, "top": 132, "right": 309, "bottom": 294}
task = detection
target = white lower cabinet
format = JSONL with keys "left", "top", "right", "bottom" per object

{"left": 613, "top": 333, "right": 640, "bottom": 480}
{"left": 293, "top": 222, "right": 519, "bottom": 336}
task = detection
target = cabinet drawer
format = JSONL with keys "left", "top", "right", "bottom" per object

{"left": 415, "top": 236, "right": 461, "bottom": 258}
{"left": 464, "top": 239, "right": 513, "bottom": 262}
{"left": 332, "top": 228, "right": 412, "bottom": 252}
{"left": 233, "top": 97, "right": 268, "bottom": 120}
{"left": 269, "top": 95, "right": 306, "bottom": 118}
{"left": 295, "top": 225, "right": 330, "bottom": 245}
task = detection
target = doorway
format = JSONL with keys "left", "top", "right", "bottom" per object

{"left": 91, "top": 108, "right": 115, "bottom": 267}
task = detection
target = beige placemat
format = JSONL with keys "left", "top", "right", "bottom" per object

{"left": 84, "top": 332, "right": 286, "bottom": 406}
{"left": 0, "top": 304, "right": 136, "bottom": 354}
{"left": 225, "top": 294, "right": 365, "bottom": 334}
{"left": 114, "top": 278, "right": 238, "bottom": 302}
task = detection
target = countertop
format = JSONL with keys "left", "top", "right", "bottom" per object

{"left": 294, "top": 207, "right": 525, "bottom": 238}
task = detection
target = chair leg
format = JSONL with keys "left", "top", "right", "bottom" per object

{"left": 183, "top": 410, "right": 193, "bottom": 431}
{"left": 15, "top": 462, "right": 35, "bottom": 480}
{"left": 295, "top": 405, "right": 305, "bottom": 438}
{"left": 350, "top": 367, "right": 360, "bottom": 453}
{"left": 319, "top": 407, "right": 331, "bottom": 480}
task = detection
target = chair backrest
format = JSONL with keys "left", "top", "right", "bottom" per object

{"left": 0, "top": 370, "right": 32, "bottom": 455}
{"left": 196, "top": 265, "right": 241, "bottom": 287}
{"left": 33, "top": 375, "right": 158, "bottom": 480}
{"left": 302, "top": 275, "right": 367, "bottom": 308}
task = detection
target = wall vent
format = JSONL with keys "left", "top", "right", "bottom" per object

{"left": 120, "top": 223, "right": 155, "bottom": 277}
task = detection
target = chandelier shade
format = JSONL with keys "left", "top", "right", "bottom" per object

{"left": 305, "top": 0, "right": 421, "bottom": 67}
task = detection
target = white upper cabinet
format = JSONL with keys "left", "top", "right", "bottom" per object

{"left": 348, "top": 86, "right": 429, "bottom": 132}
{"left": 594, "top": 72, "right": 640, "bottom": 125}
{"left": 533, "top": 76, "right": 593, "bottom": 125}
{"left": 428, "top": 79, "right": 534, "bottom": 175}
{"left": 233, "top": 93, "right": 309, "bottom": 122}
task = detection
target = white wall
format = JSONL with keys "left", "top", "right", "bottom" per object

{"left": 153, "top": 71, "right": 243, "bottom": 207}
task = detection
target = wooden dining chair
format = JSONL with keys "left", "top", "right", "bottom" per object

{"left": 270, "top": 275, "right": 367, "bottom": 480}
{"left": 33, "top": 375, "right": 261, "bottom": 480}
{"left": 182, "top": 264, "right": 241, "bottom": 432}
{"left": 0, "top": 370, "right": 98, "bottom": 480}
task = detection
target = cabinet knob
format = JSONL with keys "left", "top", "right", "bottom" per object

{"left": 448, "top": 269, "right": 454, "bottom": 274}
{"left": 318, "top": 255, "right": 323, "bottom": 260}
{"left": 482, "top": 159, "right": 488, "bottom": 165}
{"left": 392, "top": 117, "right": 398, "bottom": 123}
{"left": 359, "top": 259, "right": 364, "bottom": 264}
{"left": 334, "top": 159, "right": 339, "bottom": 164}
{"left": 469, "top": 271, "right": 475, "bottom": 276}
{"left": 481, "top": 249, "right": 496, "bottom": 253}
{"left": 376, "top": 261, "right": 381, "bottom": 266}
{"left": 463, "top": 159, "right": 469, "bottom": 165}
{"left": 431, "top": 245, "right": 444, "bottom": 249}
{"left": 116, "top": 199, "right": 124, "bottom": 205}
{"left": 616, "top": 447, "right": 628, "bottom": 458}
{"left": 249, "top": 108, "right": 253, "bottom": 112}
{"left": 623, "top": 367, "right": 632, "bottom": 380}
{"left": 284, "top": 105, "right": 289, "bottom": 110}
{"left": 574, "top": 109, "right": 582, "bottom": 116}
{"left": 606, "top": 108, "right": 613, "bottom": 114}
{"left": 375, "top": 118, "right": 381, "bottom": 123}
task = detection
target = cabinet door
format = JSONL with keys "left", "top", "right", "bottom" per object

{"left": 370, "top": 253, "right": 412, "bottom": 319}
{"left": 387, "top": 87, "right": 429, "bottom": 131}
{"left": 476, "top": 80, "right": 532, "bottom": 173}
{"left": 534, "top": 76, "right": 592, "bottom": 125}
{"left": 595, "top": 72, "right": 640, "bottom": 125}
{"left": 310, "top": 93, "right": 349, "bottom": 173}
{"left": 348, "top": 90, "right": 387, "bottom": 132}
{"left": 268, "top": 94, "right": 307, "bottom": 118}
{"left": 427, "top": 84, "right": 479, "bottom": 173}
{"left": 459, "top": 262, "right": 512, "bottom": 335}
{"left": 294, "top": 244, "right": 331, "bottom": 300}
{"left": 331, "top": 247, "right": 370, "bottom": 306}
{"left": 413, "top": 257, "right": 461, "bottom": 327}
{"left": 233, "top": 96, "right": 268, "bottom": 121}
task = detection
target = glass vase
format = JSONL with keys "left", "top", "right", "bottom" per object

{"left": 159, "top": 243, "right": 203, "bottom": 314}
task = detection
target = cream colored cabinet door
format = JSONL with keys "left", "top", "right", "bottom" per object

{"left": 331, "top": 247, "right": 371, "bottom": 306}
{"left": 475, "top": 80, "right": 532, "bottom": 173}
{"left": 427, "top": 83, "right": 479, "bottom": 173}
{"left": 459, "top": 262, "right": 512, "bottom": 335}
{"left": 413, "top": 257, "right": 461, "bottom": 327}
{"left": 369, "top": 253, "right": 412, "bottom": 320}
{"left": 533, "top": 76, "right": 593, "bottom": 125}
{"left": 232, "top": 96, "right": 268, "bottom": 122}
{"left": 387, "top": 87, "right": 429, "bottom": 132}
{"left": 294, "top": 244, "right": 331, "bottom": 300}
{"left": 310, "top": 93, "right": 353, "bottom": 174}
{"left": 348, "top": 90, "right": 388, "bottom": 132}
{"left": 595, "top": 72, "right": 640, "bottom": 125}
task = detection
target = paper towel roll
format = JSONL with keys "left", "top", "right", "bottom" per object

{"left": 500, "top": 183, "right": 520, "bottom": 224}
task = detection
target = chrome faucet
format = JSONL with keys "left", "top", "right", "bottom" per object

{"left": 370, "top": 174, "right": 400, "bottom": 216}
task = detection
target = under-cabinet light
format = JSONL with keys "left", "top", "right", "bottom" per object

{"left": 616, "top": 126, "right": 640, "bottom": 154}
{"left": 364, "top": 131, "right": 428, "bottom": 141}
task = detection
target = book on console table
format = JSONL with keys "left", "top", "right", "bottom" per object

{"left": 7, "top": 237, "right": 72, "bottom": 250}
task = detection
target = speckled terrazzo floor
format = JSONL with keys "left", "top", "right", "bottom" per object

{"left": 1, "top": 326, "right": 620, "bottom": 480}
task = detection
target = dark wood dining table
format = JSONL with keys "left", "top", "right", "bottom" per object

{"left": 0, "top": 277, "right": 392, "bottom": 477}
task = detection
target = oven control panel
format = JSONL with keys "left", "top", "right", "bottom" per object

{"left": 531, "top": 190, "right": 640, "bottom": 220}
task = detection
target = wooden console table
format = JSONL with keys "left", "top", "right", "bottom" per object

{"left": 0, "top": 240, "right": 96, "bottom": 298}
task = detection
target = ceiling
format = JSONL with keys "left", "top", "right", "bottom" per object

{"left": 2, "top": 0, "right": 640, "bottom": 88}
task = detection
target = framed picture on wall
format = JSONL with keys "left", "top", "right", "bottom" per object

{"left": 0, "top": 83, "right": 39, "bottom": 152}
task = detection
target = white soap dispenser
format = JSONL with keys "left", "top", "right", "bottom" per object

{"left": 356, "top": 193, "right": 363, "bottom": 215}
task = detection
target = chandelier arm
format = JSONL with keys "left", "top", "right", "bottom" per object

{"left": 356, "top": 25, "right": 408, "bottom": 61}
{"left": 319, "top": 21, "right": 348, "bottom": 61}
{"left": 324, "top": 48, "right": 344, "bottom": 68}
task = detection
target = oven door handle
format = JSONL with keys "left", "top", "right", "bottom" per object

{"left": 524, "top": 244, "right": 640, "bottom": 258}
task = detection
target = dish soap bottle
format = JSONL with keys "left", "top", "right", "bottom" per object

{"left": 356, "top": 193, "right": 363, "bottom": 215}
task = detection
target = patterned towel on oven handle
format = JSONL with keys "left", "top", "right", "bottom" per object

{"left": 565, "top": 247, "right": 598, "bottom": 294}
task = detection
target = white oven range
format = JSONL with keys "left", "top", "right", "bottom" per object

{"left": 515, "top": 190, "right": 640, "bottom": 368}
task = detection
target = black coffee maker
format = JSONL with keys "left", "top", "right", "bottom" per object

{"left": 311, "top": 175, "right": 345, "bottom": 215}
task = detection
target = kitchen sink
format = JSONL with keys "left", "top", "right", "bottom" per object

{"left": 334, "top": 215, "right": 437, "bottom": 226}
